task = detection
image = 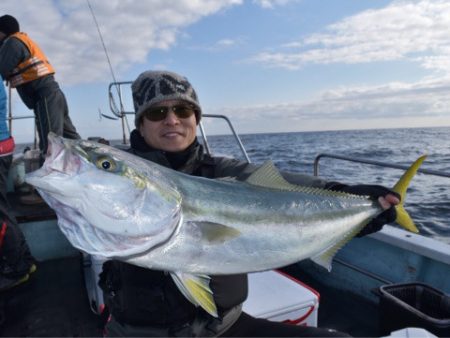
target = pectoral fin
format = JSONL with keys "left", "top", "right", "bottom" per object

{"left": 191, "top": 221, "right": 241, "bottom": 243}
{"left": 170, "top": 272, "right": 218, "bottom": 317}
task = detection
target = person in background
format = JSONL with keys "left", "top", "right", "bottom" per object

{"left": 0, "top": 14, "right": 81, "bottom": 205}
{"left": 99, "top": 70, "right": 399, "bottom": 337}
{"left": 0, "top": 76, "right": 35, "bottom": 293}
{"left": 0, "top": 14, "right": 80, "bottom": 155}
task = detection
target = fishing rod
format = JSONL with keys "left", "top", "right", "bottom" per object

{"left": 86, "top": 0, "right": 130, "bottom": 144}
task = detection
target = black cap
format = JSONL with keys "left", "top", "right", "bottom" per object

{"left": 0, "top": 15, "right": 19, "bottom": 36}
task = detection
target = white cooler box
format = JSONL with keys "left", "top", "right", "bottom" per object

{"left": 244, "top": 270, "right": 319, "bottom": 327}
{"left": 84, "top": 255, "right": 319, "bottom": 327}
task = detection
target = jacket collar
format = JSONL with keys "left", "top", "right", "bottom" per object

{"left": 129, "top": 129, "right": 204, "bottom": 172}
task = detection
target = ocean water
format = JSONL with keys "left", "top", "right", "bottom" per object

{"left": 204, "top": 127, "right": 450, "bottom": 245}
{"left": 16, "top": 126, "right": 450, "bottom": 244}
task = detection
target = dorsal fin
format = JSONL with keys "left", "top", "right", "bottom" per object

{"left": 245, "top": 161, "right": 295, "bottom": 191}
{"left": 246, "top": 161, "right": 362, "bottom": 198}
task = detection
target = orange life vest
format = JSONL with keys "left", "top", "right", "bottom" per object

{"left": 7, "top": 32, "right": 55, "bottom": 88}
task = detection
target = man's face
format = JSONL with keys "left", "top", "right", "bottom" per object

{"left": 139, "top": 99, "right": 198, "bottom": 152}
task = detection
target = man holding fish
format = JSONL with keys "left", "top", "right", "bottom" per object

{"left": 94, "top": 70, "right": 401, "bottom": 337}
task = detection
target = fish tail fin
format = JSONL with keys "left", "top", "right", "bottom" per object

{"left": 391, "top": 155, "right": 427, "bottom": 233}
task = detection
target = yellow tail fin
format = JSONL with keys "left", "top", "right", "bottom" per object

{"left": 392, "top": 155, "right": 427, "bottom": 233}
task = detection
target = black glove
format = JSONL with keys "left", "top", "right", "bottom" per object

{"left": 325, "top": 183, "right": 400, "bottom": 237}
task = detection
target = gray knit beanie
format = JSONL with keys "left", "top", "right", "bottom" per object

{"left": 132, "top": 70, "right": 201, "bottom": 127}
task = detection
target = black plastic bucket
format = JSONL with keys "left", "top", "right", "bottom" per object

{"left": 378, "top": 282, "right": 450, "bottom": 336}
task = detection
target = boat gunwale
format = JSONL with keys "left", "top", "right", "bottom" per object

{"left": 370, "top": 225, "right": 450, "bottom": 265}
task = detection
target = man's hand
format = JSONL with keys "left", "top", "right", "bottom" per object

{"left": 326, "top": 184, "right": 400, "bottom": 237}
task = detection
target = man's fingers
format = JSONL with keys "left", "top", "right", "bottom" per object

{"left": 378, "top": 194, "right": 400, "bottom": 210}
{"left": 385, "top": 194, "right": 400, "bottom": 205}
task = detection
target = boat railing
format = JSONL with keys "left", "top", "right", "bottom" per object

{"left": 8, "top": 114, "right": 36, "bottom": 136}
{"left": 108, "top": 81, "right": 251, "bottom": 162}
{"left": 313, "top": 153, "right": 450, "bottom": 178}
{"left": 7, "top": 84, "right": 38, "bottom": 149}
{"left": 199, "top": 114, "right": 251, "bottom": 163}
{"left": 313, "top": 152, "right": 450, "bottom": 284}
{"left": 108, "top": 81, "right": 133, "bottom": 118}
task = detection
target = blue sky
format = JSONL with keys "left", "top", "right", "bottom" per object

{"left": 4, "top": 0, "right": 450, "bottom": 144}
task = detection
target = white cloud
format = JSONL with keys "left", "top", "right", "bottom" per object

{"left": 235, "top": 0, "right": 450, "bottom": 135}
{"left": 210, "top": 76, "right": 450, "bottom": 125}
{"left": 217, "top": 38, "right": 239, "bottom": 47}
{"left": 190, "top": 36, "right": 246, "bottom": 52}
{"left": 2, "top": 0, "right": 242, "bottom": 85}
{"left": 250, "top": 0, "right": 450, "bottom": 74}
{"left": 252, "top": 0, "right": 298, "bottom": 9}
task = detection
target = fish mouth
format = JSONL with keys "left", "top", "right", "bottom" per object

{"left": 25, "top": 133, "right": 82, "bottom": 190}
{"left": 45, "top": 133, "right": 82, "bottom": 173}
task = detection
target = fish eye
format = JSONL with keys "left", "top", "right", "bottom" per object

{"left": 95, "top": 156, "right": 117, "bottom": 172}
{"left": 102, "top": 161, "right": 111, "bottom": 170}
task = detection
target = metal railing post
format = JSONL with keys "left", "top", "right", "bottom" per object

{"left": 314, "top": 153, "right": 450, "bottom": 178}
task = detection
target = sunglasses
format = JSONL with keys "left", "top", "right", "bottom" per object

{"left": 143, "top": 104, "right": 196, "bottom": 122}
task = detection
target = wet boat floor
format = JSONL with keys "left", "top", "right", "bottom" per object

{"left": 0, "top": 256, "right": 380, "bottom": 337}
{"left": 0, "top": 255, "right": 104, "bottom": 337}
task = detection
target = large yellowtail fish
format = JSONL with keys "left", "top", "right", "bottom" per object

{"left": 25, "top": 133, "right": 426, "bottom": 317}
